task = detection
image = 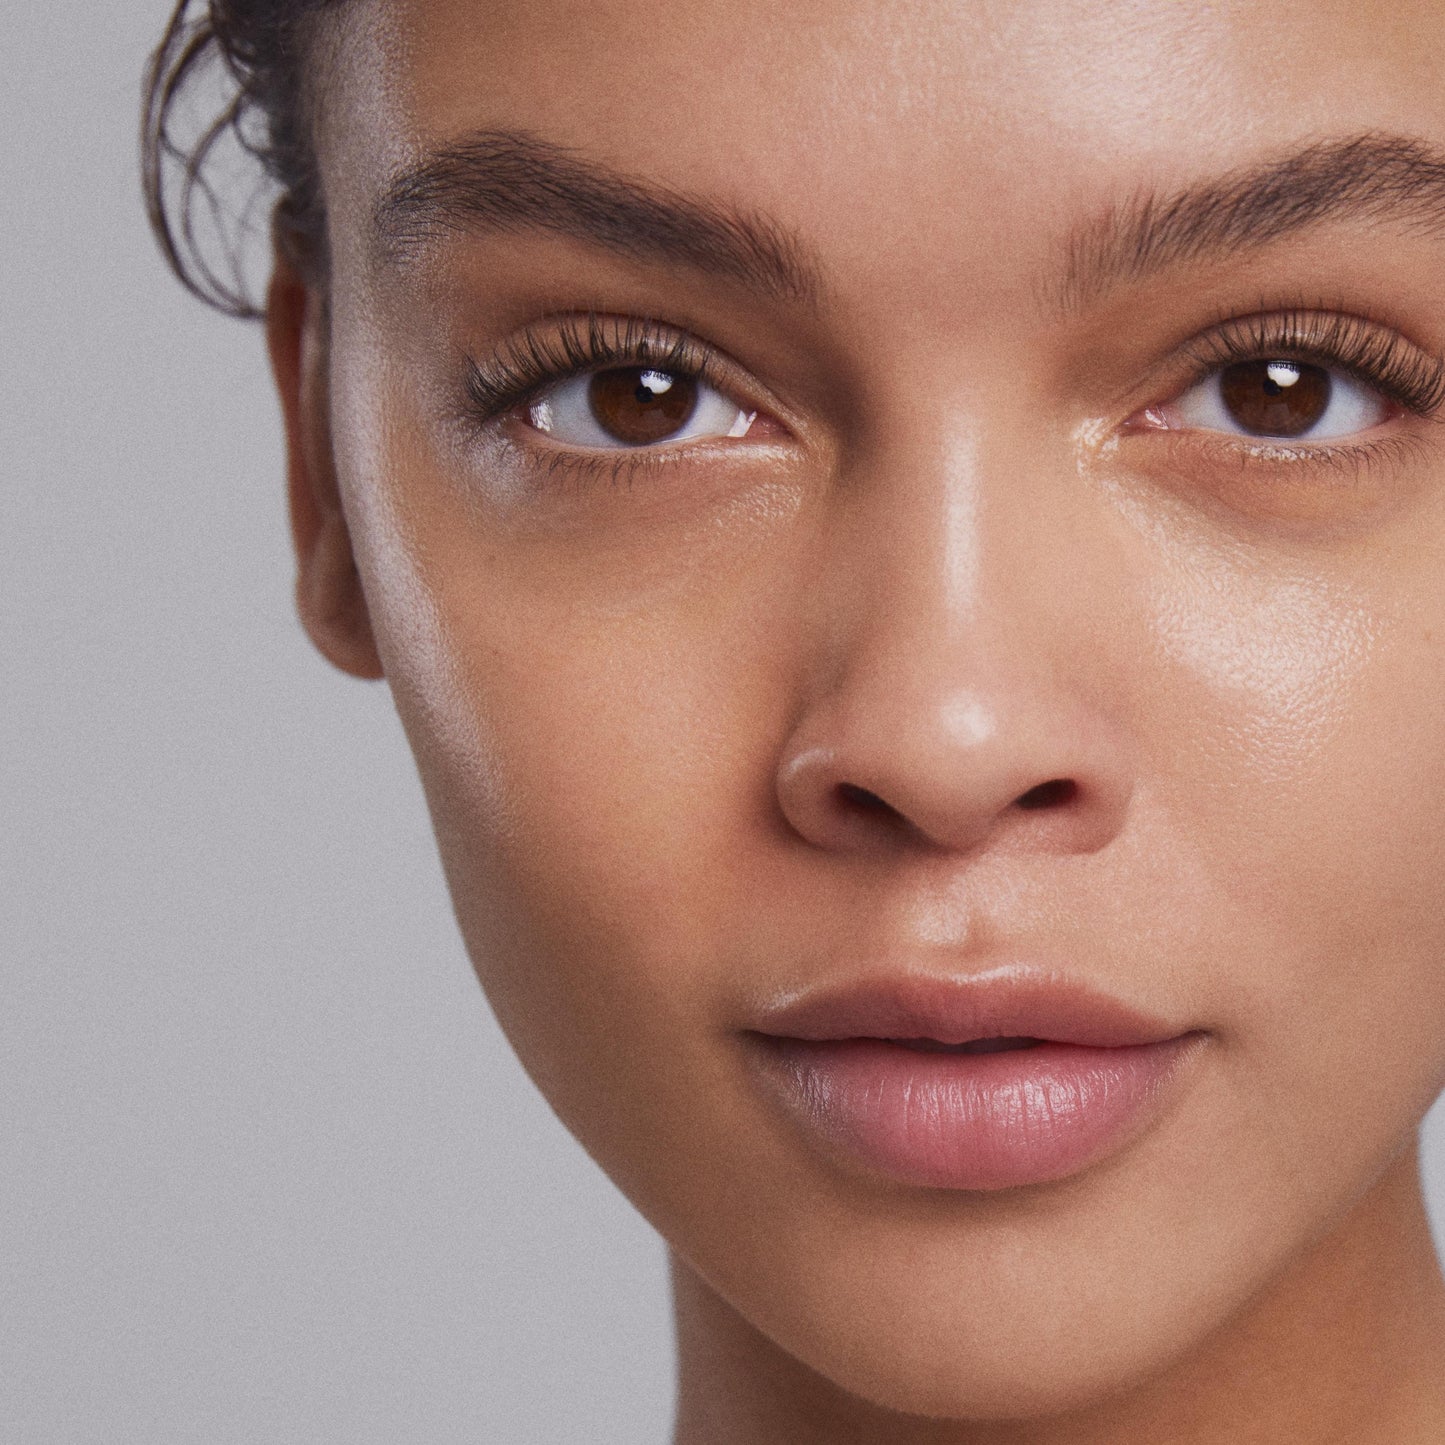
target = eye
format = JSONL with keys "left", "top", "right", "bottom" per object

{"left": 527, "top": 365, "right": 757, "bottom": 449}
{"left": 1164, "top": 359, "right": 1391, "bottom": 441}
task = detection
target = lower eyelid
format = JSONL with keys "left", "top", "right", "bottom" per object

{"left": 1123, "top": 420, "right": 1431, "bottom": 485}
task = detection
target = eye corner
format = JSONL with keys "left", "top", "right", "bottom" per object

{"left": 1120, "top": 402, "right": 1174, "bottom": 434}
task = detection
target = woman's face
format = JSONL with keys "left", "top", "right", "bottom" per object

{"left": 287, "top": 0, "right": 1445, "bottom": 1419}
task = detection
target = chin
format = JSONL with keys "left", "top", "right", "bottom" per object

{"left": 664, "top": 1100, "right": 1320, "bottom": 1429}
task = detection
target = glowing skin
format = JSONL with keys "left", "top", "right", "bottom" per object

{"left": 265, "top": 1, "right": 1445, "bottom": 1440}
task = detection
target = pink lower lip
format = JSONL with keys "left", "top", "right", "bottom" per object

{"left": 751, "top": 1034, "right": 1204, "bottom": 1191}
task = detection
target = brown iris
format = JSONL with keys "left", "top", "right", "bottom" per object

{"left": 586, "top": 367, "right": 698, "bottom": 445}
{"left": 1219, "top": 359, "right": 1331, "bottom": 437}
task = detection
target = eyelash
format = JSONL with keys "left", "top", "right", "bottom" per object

{"left": 1175, "top": 309, "right": 1445, "bottom": 420}
{"left": 465, "top": 313, "right": 721, "bottom": 422}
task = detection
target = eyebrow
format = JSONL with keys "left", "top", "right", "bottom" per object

{"left": 1058, "top": 132, "right": 1445, "bottom": 310}
{"left": 373, "top": 128, "right": 820, "bottom": 305}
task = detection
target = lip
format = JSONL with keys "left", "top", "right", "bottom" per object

{"left": 744, "top": 968, "right": 1207, "bottom": 1191}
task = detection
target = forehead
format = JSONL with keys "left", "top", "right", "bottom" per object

{"left": 315, "top": 0, "right": 1445, "bottom": 301}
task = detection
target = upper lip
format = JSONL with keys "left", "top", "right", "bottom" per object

{"left": 747, "top": 966, "right": 1190, "bottom": 1049}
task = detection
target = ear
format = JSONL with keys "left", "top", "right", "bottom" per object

{"left": 265, "top": 257, "right": 384, "bottom": 680}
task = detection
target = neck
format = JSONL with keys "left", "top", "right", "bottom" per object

{"left": 671, "top": 1141, "right": 1445, "bottom": 1445}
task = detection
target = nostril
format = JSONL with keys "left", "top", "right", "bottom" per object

{"left": 837, "top": 782, "right": 898, "bottom": 818}
{"left": 1015, "top": 778, "right": 1078, "bottom": 811}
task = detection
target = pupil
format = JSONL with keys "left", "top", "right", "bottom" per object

{"left": 1219, "top": 359, "right": 1330, "bottom": 438}
{"left": 588, "top": 366, "right": 698, "bottom": 445}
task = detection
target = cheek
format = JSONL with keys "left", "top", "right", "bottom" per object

{"left": 1151, "top": 567, "right": 1372, "bottom": 776}
{"left": 362, "top": 492, "right": 808, "bottom": 1151}
{"left": 1144, "top": 548, "right": 1445, "bottom": 1189}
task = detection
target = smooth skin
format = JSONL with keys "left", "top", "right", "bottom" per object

{"left": 266, "top": 1, "right": 1445, "bottom": 1439}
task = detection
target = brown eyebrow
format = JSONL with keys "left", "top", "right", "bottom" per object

{"left": 1057, "top": 132, "right": 1445, "bottom": 310}
{"left": 373, "top": 128, "right": 821, "bottom": 306}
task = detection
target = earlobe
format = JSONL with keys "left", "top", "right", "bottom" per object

{"left": 265, "top": 257, "right": 384, "bottom": 681}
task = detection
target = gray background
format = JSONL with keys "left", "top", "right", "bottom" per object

{"left": 3, "top": 7, "right": 673, "bottom": 1442}
{"left": 3, "top": 6, "right": 1442, "bottom": 1444}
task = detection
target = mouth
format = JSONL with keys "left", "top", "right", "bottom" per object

{"left": 743, "top": 969, "right": 1207, "bottom": 1191}
{"left": 885, "top": 1035, "right": 1045, "bottom": 1054}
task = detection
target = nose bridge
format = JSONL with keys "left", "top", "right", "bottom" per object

{"left": 830, "top": 426, "right": 1070, "bottom": 712}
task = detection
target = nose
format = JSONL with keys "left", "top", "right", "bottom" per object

{"left": 774, "top": 462, "right": 1136, "bottom": 860}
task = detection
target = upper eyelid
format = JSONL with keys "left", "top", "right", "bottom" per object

{"left": 466, "top": 315, "right": 749, "bottom": 419}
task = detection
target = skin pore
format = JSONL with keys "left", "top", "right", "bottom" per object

{"left": 264, "top": 0, "right": 1445, "bottom": 1440}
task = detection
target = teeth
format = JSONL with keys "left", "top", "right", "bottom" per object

{"left": 891, "top": 1036, "right": 1043, "bottom": 1054}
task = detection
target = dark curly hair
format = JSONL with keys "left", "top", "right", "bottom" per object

{"left": 142, "top": 0, "right": 341, "bottom": 318}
